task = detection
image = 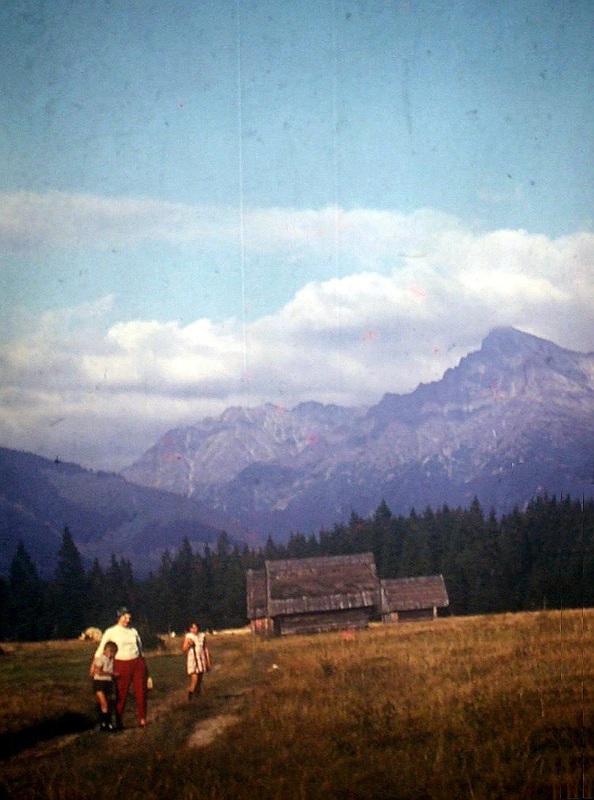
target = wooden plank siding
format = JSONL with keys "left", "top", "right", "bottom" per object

{"left": 275, "top": 607, "right": 371, "bottom": 637}
{"left": 246, "top": 568, "right": 273, "bottom": 634}
{"left": 246, "top": 568, "right": 268, "bottom": 618}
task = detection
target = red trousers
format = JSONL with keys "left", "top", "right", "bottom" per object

{"left": 114, "top": 656, "right": 148, "bottom": 723}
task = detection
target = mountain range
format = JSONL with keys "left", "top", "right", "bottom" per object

{"left": 123, "top": 327, "right": 594, "bottom": 540}
{"left": 2, "top": 327, "right": 593, "bottom": 575}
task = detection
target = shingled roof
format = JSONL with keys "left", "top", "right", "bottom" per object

{"left": 248, "top": 552, "right": 381, "bottom": 619}
{"left": 381, "top": 574, "right": 449, "bottom": 612}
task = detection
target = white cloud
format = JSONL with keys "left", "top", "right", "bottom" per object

{"left": 1, "top": 197, "right": 594, "bottom": 470}
{"left": 0, "top": 191, "right": 459, "bottom": 262}
{"left": 0, "top": 192, "right": 227, "bottom": 252}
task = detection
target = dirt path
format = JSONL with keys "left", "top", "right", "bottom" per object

{"left": 187, "top": 687, "right": 250, "bottom": 748}
{"left": 187, "top": 713, "right": 241, "bottom": 748}
{"left": 6, "top": 686, "right": 250, "bottom": 762}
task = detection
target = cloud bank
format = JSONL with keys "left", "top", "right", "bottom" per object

{"left": 1, "top": 193, "right": 593, "bottom": 470}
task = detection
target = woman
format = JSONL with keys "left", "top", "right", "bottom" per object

{"left": 94, "top": 607, "right": 148, "bottom": 728}
{"left": 182, "top": 622, "right": 210, "bottom": 699}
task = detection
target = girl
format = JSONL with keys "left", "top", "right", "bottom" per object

{"left": 182, "top": 622, "right": 211, "bottom": 699}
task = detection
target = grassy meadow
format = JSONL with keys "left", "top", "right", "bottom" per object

{"left": 1, "top": 610, "right": 594, "bottom": 799}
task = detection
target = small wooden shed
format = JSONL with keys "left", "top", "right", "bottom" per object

{"left": 247, "top": 552, "right": 382, "bottom": 636}
{"left": 380, "top": 574, "right": 449, "bottom": 622}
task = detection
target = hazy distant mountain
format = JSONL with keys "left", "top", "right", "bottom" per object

{"left": 123, "top": 328, "right": 594, "bottom": 540}
{"left": 0, "top": 449, "right": 242, "bottom": 576}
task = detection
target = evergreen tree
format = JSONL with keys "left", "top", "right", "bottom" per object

{"left": 104, "top": 554, "right": 125, "bottom": 609}
{"left": 347, "top": 511, "right": 369, "bottom": 554}
{"left": 458, "top": 497, "right": 491, "bottom": 613}
{"left": 582, "top": 498, "right": 594, "bottom": 608}
{"left": 239, "top": 542, "right": 264, "bottom": 572}
{"left": 215, "top": 544, "right": 249, "bottom": 628}
{"left": 86, "top": 558, "right": 107, "bottom": 627}
{"left": 0, "top": 573, "right": 8, "bottom": 640}
{"left": 208, "top": 534, "right": 233, "bottom": 627}
{"left": 480, "top": 508, "right": 506, "bottom": 613}
{"left": 118, "top": 558, "right": 137, "bottom": 617}
{"left": 380, "top": 514, "right": 407, "bottom": 579}
{"left": 398, "top": 508, "right": 431, "bottom": 578}
{"left": 412, "top": 507, "right": 435, "bottom": 575}
{"left": 371, "top": 500, "right": 393, "bottom": 576}
{"left": 153, "top": 549, "right": 175, "bottom": 633}
{"left": 523, "top": 495, "right": 585, "bottom": 611}
{"left": 440, "top": 507, "right": 471, "bottom": 614}
{"left": 99, "top": 554, "right": 137, "bottom": 621}
{"left": 216, "top": 531, "right": 232, "bottom": 559}
{"left": 51, "top": 527, "right": 87, "bottom": 638}
{"left": 263, "top": 536, "right": 281, "bottom": 560}
{"left": 169, "top": 537, "right": 196, "bottom": 631}
{"left": 138, "top": 571, "right": 162, "bottom": 634}
{"left": 319, "top": 522, "right": 350, "bottom": 555}
{"left": 497, "top": 505, "right": 529, "bottom": 610}
{"left": 200, "top": 545, "right": 216, "bottom": 629}
{"left": 6, "top": 542, "right": 46, "bottom": 641}
{"left": 286, "top": 532, "right": 311, "bottom": 559}
{"left": 422, "top": 506, "right": 446, "bottom": 575}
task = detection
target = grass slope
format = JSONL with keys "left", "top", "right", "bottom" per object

{"left": 1, "top": 611, "right": 593, "bottom": 799}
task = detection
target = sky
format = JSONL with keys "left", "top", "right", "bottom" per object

{"left": 1, "top": 0, "right": 593, "bottom": 471}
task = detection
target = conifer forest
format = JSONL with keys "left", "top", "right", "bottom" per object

{"left": 1, "top": 494, "right": 593, "bottom": 642}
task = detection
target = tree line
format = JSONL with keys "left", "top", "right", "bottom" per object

{"left": 1, "top": 494, "right": 592, "bottom": 641}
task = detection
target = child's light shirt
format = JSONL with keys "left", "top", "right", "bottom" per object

{"left": 93, "top": 653, "right": 114, "bottom": 682}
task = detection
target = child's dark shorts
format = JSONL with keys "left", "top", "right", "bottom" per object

{"left": 93, "top": 679, "right": 115, "bottom": 697}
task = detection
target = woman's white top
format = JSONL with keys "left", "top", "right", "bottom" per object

{"left": 94, "top": 624, "right": 143, "bottom": 661}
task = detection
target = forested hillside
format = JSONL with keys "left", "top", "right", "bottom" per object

{"left": 0, "top": 447, "right": 242, "bottom": 577}
{"left": 1, "top": 494, "right": 592, "bottom": 641}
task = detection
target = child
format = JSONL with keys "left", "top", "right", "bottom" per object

{"left": 182, "top": 622, "right": 211, "bottom": 700}
{"left": 90, "top": 641, "right": 119, "bottom": 732}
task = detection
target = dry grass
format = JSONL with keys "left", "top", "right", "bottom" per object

{"left": 1, "top": 610, "right": 593, "bottom": 799}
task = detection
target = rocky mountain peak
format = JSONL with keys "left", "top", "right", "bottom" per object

{"left": 122, "top": 329, "right": 594, "bottom": 540}
{"left": 480, "top": 326, "right": 546, "bottom": 355}
{"left": 476, "top": 327, "right": 593, "bottom": 393}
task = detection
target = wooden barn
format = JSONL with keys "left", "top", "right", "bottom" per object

{"left": 380, "top": 574, "right": 449, "bottom": 622}
{"left": 247, "top": 552, "right": 383, "bottom": 636}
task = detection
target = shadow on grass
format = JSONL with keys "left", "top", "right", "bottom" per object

{"left": 0, "top": 712, "right": 95, "bottom": 759}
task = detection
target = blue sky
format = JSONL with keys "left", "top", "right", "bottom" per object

{"left": 1, "top": 0, "right": 593, "bottom": 469}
